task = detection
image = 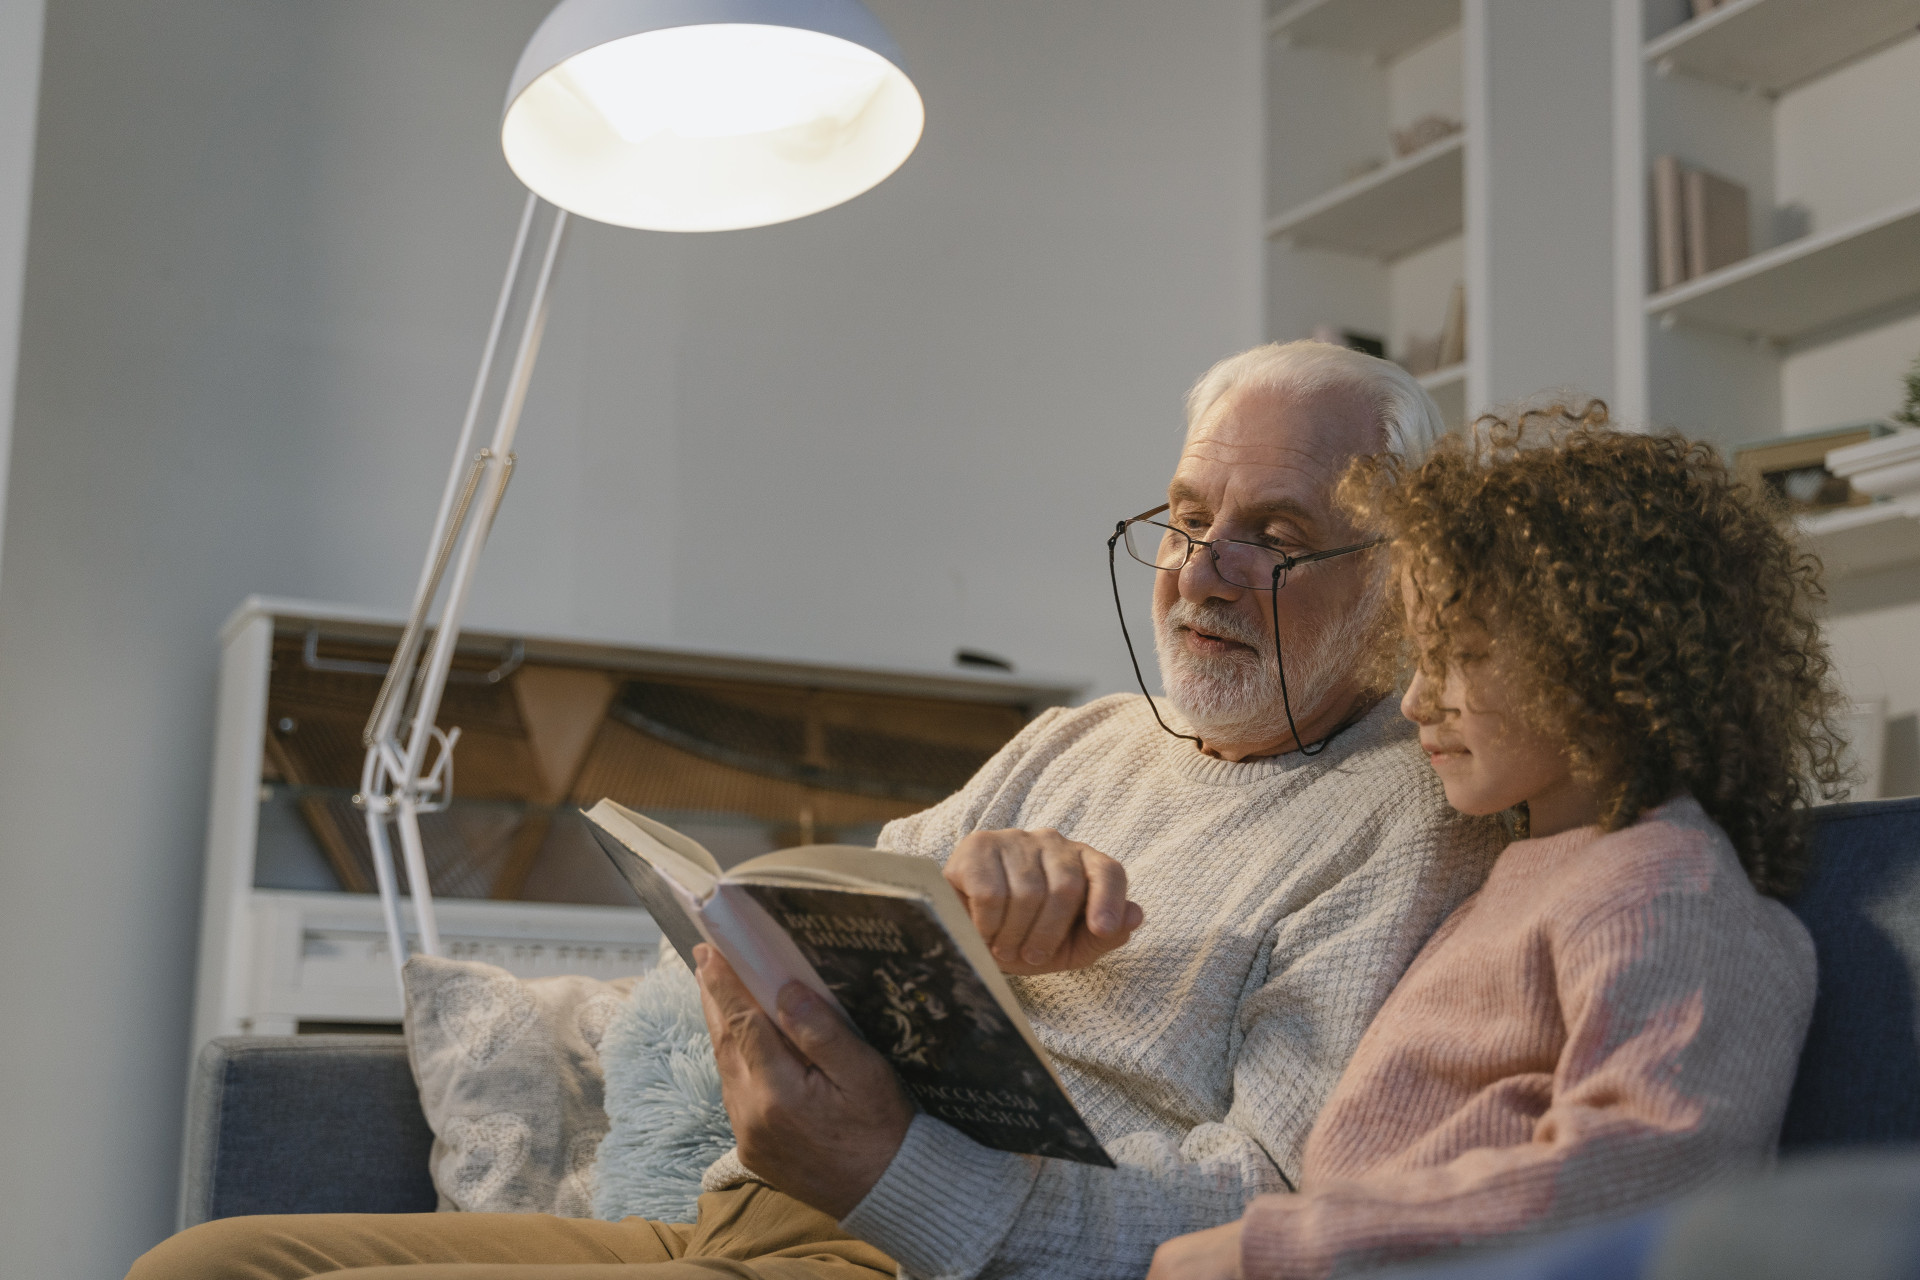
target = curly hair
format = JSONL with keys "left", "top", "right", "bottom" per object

{"left": 1336, "top": 401, "right": 1849, "bottom": 898}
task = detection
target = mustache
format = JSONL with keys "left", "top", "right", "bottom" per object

{"left": 1162, "top": 599, "right": 1270, "bottom": 652}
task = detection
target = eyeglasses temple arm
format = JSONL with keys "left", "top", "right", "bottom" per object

{"left": 1289, "top": 536, "right": 1388, "bottom": 568}
{"left": 1106, "top": 532, "right": 1203, "bottom": 748}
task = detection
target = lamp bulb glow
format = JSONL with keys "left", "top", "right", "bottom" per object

{"left": 502, "top": 5, "right": 924, "bottom": 232}
{"left": 559, "top": 25, "right": 891, "bottom": 145}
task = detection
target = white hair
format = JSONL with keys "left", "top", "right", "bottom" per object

{"left": 1152, "top": 339, "right": 1426, "bottom": 743}
{"left": 1182, "top": 339, "right": 1446, "bottom": 463}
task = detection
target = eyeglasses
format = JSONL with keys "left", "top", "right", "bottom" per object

{"left": 1118, "top": 504, "right": 1384, "bottom": 591}
{"left": 1105, "top": 504, "right": 1383, "bottom": 757}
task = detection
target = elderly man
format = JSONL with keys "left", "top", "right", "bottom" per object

{"left": 130, "top": 341, "right": 1502, "bottom": 1280}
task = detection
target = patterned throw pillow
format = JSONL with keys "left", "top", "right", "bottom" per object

{"left": 402, "top": 954, "right": 643, "bottom": 1215}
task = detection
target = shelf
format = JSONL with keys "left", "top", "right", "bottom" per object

{"left": 1265, "top": 134, "right": 1464, "bottom": 260}
{"left": 1268, "top": 0, "right": 1459, "bottom": 61}
{"left": 1800, "top": 495, "right": 1920, "bottom": 578}
{"left": 1646, "top": 194, "right": 1920, "bottom": 342}
{"left": 1645, "top": 0, "right": 1920, "bottom": 95}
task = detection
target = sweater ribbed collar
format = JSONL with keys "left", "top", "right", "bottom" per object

{"left": 1146, "top": 694, "right": 1412, "bottom": 787}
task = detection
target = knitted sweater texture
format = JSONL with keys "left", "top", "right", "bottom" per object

{"left": 1238, "top": 795, "right": 1817, "bottom": 1280}
{"left": 832, "top": 693, "right": 1505, "bottom": 1280}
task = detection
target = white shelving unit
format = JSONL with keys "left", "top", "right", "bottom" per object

{"left": 1265, "top": 0, "right": 1472, "bottom": 429}
{"left": 1265, "top": 134, "right": 1465, "bottom": 260}
{"left": 1614, "top": 0, "right": 1920, "bottom": 797}
{"left": 1265, "top": 0, "right": 1617, "bottom": 433}
{"left": 1269, "top": 0, "right": 1461, "bottom": 62}
{"left": 1644, "top": 0, "right": 1920, "bottom": 94}
{"left": 1616, "top": 0, "right": 1920, "bottom": 505}
{"left": 1647, "top": 194, "right": 1920, "bottom": 341}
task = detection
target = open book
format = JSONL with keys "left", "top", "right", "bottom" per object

{"left": 582, "top": 799, "right": 1113, "bottom": 1167}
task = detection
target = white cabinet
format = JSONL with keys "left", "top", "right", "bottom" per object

{"left": 190, "top": 597, "right": 1078, "bottom": 1053}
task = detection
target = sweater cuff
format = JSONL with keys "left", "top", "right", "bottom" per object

{"left": 700, "top": 1147, "right": 759, "bottom": 1193}
{"left": 840, "top": 1115, "right": 1041, "bottom": 1280}
{"left": 1237, "top": 1191, "right": 1302, "bottom": 1280}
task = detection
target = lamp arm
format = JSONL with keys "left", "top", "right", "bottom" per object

{"left": 357, "top": 195, "right": 570, "bottom": 985}
{"left": 363, "top": 193, "right": 541, "bottom": 754}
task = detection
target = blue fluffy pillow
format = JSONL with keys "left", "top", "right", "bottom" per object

{"left": 590, "top": 949, "right": 736, "bottom": 1223}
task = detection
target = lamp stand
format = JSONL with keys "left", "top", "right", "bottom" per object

{"left": 357, "top": 192, "right": 570, "bottom": 993}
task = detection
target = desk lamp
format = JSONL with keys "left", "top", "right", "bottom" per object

{"left": 356, "top": 0, "right": 924, "bottom": 990}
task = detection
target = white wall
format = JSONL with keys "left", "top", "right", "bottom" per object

{"left": 0, "top": 0, "right": 45, "bottom": 580}
{"left": 0, "top": 2, "right": 1260, "bottom": 1274}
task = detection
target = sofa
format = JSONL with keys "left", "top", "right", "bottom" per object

{"left": 177, "top": 797, "right": 1920, "bottom": 1263}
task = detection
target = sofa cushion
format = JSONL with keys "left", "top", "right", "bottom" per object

{"left": 592, "top": 947, "right": 734, "bottom": 1223}
{"left": 1781, "top": 796, "right": 1920, "bottom": 1152}
{"left": 181, "top": 1035, "right": 436, "bottom": 1227}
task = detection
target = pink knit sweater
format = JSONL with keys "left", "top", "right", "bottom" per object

{"left": 1239, "top": 796, "right": 1816, "bottom": 1279}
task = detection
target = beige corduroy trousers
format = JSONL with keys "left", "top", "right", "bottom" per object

{"left": 127, "top": 1184, "right": 894, "bottom": 1280}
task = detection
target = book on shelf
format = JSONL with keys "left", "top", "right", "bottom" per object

{"left": 1825, "top": 427, "right": 1920, "bottom": 478}
{"left": 1736, "top": 423, "right": 1891, "bottom": 513}
{"left": 1827, "top": 426, "right": 1920, "bottom": 499}
{"left": 582, "top": 798, "right": 1115, "bottom": 1168}
{"left": 1684, "top": 168, "right": 1750, "bottom": 280}
{"left": 1652, "top": 156, "right": 1751, "bottom": 290}
{"left": 1848, "top": 458, "right": 1920, "bottom": 499}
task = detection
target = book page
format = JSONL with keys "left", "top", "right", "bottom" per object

{"left": 587, "top": 799, "right": 724, "bottom": 892}
{"left": 583, "top": 804, "right": 712, "bottom": 968}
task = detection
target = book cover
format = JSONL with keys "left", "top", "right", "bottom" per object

{"left": 1684, "top": 167, "right": 1749, "bottom": 279}
{"left": 735, "top": 880, "right": 1114, "bottom": 1167}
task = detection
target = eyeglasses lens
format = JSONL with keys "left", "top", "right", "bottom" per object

{"left": 1123, "top": 521, "right": 1188, "bottom": 571}
{"left": 1122, "top": 520, "right": 1287, "bottom": 590}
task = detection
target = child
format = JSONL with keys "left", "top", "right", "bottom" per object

{"left": 1149, "top": 403, "right": 1847, "bottom": 1280}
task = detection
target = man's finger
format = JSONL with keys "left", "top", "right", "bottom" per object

{"left": 1019, "top": 846, "right": 1088, "bottom": 965}
{"left": 696, "top": 948, "right": 807, "bottom": 1084}
{"left": 993, "top": 845, "right": 1049, "bottom": 963}
{"left": 1083, "top": 851, "right": 1130, "bottom": 937}
{"left": 947, "top": 841, "right": 1011, "bottom": 946}
{"left": 773, "top": 982, "right": 890, "bottom": 1087}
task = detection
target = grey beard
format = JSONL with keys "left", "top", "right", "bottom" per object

{"left": 1153, "top": 596, "right": 1372, "bottom": 744}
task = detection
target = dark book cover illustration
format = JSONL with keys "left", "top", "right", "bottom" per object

{"left": 737, "top": 881, "right": 1114, "bottom": 1167}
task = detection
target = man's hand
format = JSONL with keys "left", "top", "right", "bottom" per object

{"left": 944, "top": 828, "right": 1145, "bottom": 975}
{"left": 695, "top": 945, "right": 914, "bottom": 1220}
{"left": 1147, "top": 1219, "right": 1244, "bottom": 1280}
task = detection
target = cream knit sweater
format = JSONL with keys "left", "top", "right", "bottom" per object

{"left": 828, "top": 693, "right": 1505, "bottom": 1280}
{"left": 1239, "top": 796, "right": 1817, "bottom": 1279}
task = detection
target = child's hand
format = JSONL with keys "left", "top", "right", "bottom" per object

{"left": 944, "top": 828, "right": 1145, "bottom": 974}
{"left": 1148, "top": 1219, "right": 1244, "bottom": 1280}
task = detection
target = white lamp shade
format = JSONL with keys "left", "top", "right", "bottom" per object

{"left": 503, "top": 0, "right": 924, "bottom": 232}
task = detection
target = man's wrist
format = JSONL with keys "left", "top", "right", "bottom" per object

{"left": 840, "top": 1115, "right": 1040, "bottom": 1280}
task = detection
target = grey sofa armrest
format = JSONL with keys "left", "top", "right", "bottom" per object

{"left": 180, "top": 1035, "right": 437, "bottom": 1228}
